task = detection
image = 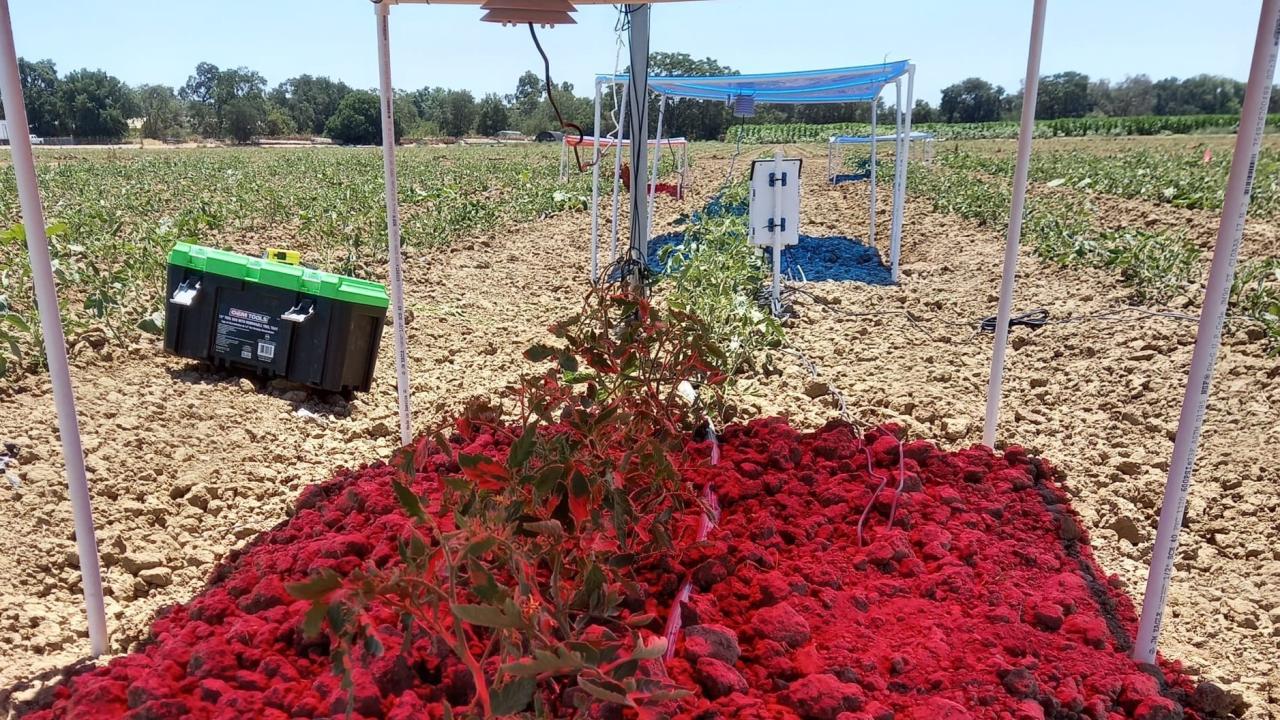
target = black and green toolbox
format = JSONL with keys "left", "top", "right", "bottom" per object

{"left": 163, "top": 242, "right": 389, "bottom": 393}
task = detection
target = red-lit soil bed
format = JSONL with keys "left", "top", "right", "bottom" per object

{"left": 670, "top": 419, "right": 1217, "bottom": 720}
{"left": 26, "top": 419, "right": 1226, "bottom": 719}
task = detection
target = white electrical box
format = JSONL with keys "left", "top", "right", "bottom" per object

{"left": 748, "top": 156, "right": 802, "bottom": 249}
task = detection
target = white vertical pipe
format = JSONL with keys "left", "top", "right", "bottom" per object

{"left": 610, "top": 80, "right": 629, "bottom": 261}
{"left": 0, "top": 0, "right": 108, "bottom": 657}
{"left": 827, "top": 137, "right": 835, "bottom": 181}
{"left": 982, "top": 0, "right": 1047, "bottom": 448}
{"left": 589, "top": 79, "right": 604, "bottom": 282}
{"left": 888, "top": 79, "right": 903, "bottom": 268}
{"left": 889, "top": 65, "right": 915, "bottom": 282}
{"left": 1134, "top": 0, "right": 1280, "bottom": 664}
{"left": 771, "top": 149, "right": 784, "bottom": 309}
{"left": 870, "top": 89, "right": 879, "bottom": 247}
{"left": 559, "top": 136, "right": 568, "bottom": 182}
{"left": 647, "top": 93, "right": 667, "bottom": 242}
{"left": 627, "top": 3, "right": 652, "bottom": 267}
{"left": 375, "top": 2, "right": 412, "bottom": 447}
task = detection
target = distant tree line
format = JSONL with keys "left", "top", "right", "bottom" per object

{"left": 926, "top": 72, "right": 1280, "bottom": 124}
{"left": 3, "top": 56, "right": 1278, "bottom": 144}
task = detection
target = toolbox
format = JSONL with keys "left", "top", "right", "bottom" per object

{"left": 163, "top": 242, "right": 388, "bottom": 393}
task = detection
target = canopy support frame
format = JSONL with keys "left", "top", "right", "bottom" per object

{"left": 982, "top": 0, "right": 1047, "bottom": 448}
{"left": 374, "top": 1, "right": 412, "bottom": 447}
{"left": 0, "top": 0, "right": 109, "bottom": 657}
{"left": 1134, "top": 0, "right": 1280, "bottom": 663}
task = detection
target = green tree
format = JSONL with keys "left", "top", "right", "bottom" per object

{"left": 440, "top": 89, "right": 477, "bottom": 137}
{"left": 179, "top": 62, "right": 268, "bottom": 140}
{"left": 135, "top": 84, "right": 184, "bottom": 139}
{"left": 57, "top": 69, "right": 135, "bottom": 141}
{"left": 325, "top": 90, "right": 402, "bottom": 144}
{"left": 409, "top": 86, "right": 448, "bottom": 130}
{"left": 8, "top": 58, "right": 61, "bottom": 136}
{"left": 511, "top": 70, "right": 543, "bottom": 119}
{"left": 647, "top": 52, "right": 738, "bottom": 140}
{"left": 911, "top": 99, "right": 937, "bottom": 124}
{"left": 179, "top": 62, "right": 220, "bottom": 136}
{"left": 1109, "top": 75, "right": 1156, "bottom": 117}
{"left": 268, "top": 75, "right": 352, "bottom": 135}
{"left": 263, "top": 103, "right": 296, "bottom": 137}
{"left": 939, "top": 77, "right": 1005, "bottom": 123}
{"left": 475, "top": 93, "right": 510, "bottom": 136}
{"left": 1036, "top": 71, "right": 1092, "bottom": 119}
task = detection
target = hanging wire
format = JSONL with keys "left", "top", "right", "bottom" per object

{"left": 528, "top": 23, "right": 588, "bottom": 171}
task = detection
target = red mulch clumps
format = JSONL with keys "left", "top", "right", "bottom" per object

{"left": 26, "top": 433, "right": 521, "bottom": 720}
{"left": 669, "top": 418, "right": 1206, "bottom": 720}
{"left": 26, "top": 418, "right": 1219, "bottom": 719}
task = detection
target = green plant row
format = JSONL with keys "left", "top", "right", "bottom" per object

{"left": 935, "top": 146, "right": 1280, "bottom": 218}
{"left": 0, "top": 145, "right": 592, "bottom": 378}
{"left": 882, "top": 160, "right": 1280, "bottom": 348}
{"left": 730, "top": 114, "right": 1280, "bottom": 144}
{"left": 654, "top": 179, "right": 783, "bottom": 376}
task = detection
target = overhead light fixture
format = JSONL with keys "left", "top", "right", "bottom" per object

{"left": 480, "top": 0, "right": 577, "bottom": 27}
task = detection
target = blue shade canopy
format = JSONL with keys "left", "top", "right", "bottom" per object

{"left": 831, "top": 131, "right": 934, "bottom": 144}
{"left": 600, "top": 61, "right": 910, "bottom": 105}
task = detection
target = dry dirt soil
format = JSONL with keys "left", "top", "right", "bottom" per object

{"left": 1, "top": 141, "right": 1277, "bottom": 718}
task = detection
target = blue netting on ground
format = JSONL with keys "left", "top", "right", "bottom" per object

{"left": 777, "top": 236, "right": 892, "bottom": 285}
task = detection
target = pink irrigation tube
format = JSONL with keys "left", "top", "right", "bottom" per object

{"left": 0, "top": 0, "right": 109, "bottom": 656}
{"left": 1134, "top": 0, "right": 1280, "bottom": 664}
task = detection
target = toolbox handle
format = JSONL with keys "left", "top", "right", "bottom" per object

{"left": 169, "top": 279, "right": 201, "bottom": 307}
{"left": 281, "top": 299, "right": 316, "bottom": 323}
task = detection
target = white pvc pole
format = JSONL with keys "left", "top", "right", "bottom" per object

{"left": 888, "top": 79, "right": 904, "bottom": 270}
{"left": 0, "top": 0, "right": 108, "bottom": 657}
{"left": 647, "top": 93, "right": 667, "bottom": 243}
{"left": 560, "top": 136, "right": 568, "bottom": 182}
{"left": 827, "top": 137, "right": 835, "bottom": 181}
{"left": 589, "top": 79, "right": 604, "bottom": 282}
{"left": 610, "top": 80, "right": 629, "bottom": 261}
{"left": 771, "top": 150, "right": 784, "bottom": 309}
{"left": 889, "top": 65, "right": 915, "bottom": 282}
{"left": 375, "top": 2, "right": 412, "bottom": 447}
{"left": 870, "top": 89, "right": 879, "bottom": 247}
{"left": 1134, "top": 0, "right": 1280, "bottom": 664}
{"left": 981, "top": 0, "right": 1047, "bottom": 448}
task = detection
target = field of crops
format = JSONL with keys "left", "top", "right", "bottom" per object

{"left": 733, "top": 114, "right": 1280, "bottom": 144}
{"left": 1, "top": 138, "right": 1277, "bottom": 719}
{"left": 0, "top": 146, "right": 591, "bottom": 378}
{"left": 863, "top": 141, "right": 1280, "bottom": 343}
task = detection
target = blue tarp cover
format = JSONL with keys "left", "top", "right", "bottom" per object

{"left": 830, "top": 131, "right": 934, "bottom": 144}
{"left": 600, "top": 61, "right": 910, "bottom": 105}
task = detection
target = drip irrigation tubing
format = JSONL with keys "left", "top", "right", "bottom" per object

{"left": 787, "top": 286, "right": 1256, "bottom": 342}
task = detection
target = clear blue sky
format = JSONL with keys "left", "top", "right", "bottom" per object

{"left": 6, "top": 1, "right": 1266, "bottom": 106}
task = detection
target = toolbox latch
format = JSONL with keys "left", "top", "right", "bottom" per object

{"left": 169, "top": 279, "right": 201, "bottom": 307}
{"left": 281, "top": 299, "right": 316, "bottom": 323}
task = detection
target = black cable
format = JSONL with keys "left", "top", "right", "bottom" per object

{"left": 528, "top": 23, "right": 588, "bottom": 171}
{"left": 978, "top": 308, "right": 1050, "bottom": 333}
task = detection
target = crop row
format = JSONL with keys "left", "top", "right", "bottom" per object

{"left": 731, "top": 114, "right": 1280, "bottom": 144}
{"left": 934, "top": 146, "right": 1280, "bottom": 218}
{"left": 0, "top": 145, "right": 591, "bottom": 378}
{"left": 883, "top": 160, "right": 1279, "bottom": 346}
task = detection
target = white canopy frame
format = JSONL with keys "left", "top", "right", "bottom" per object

{"left": 592, "top": 62, "right": 916, "bottom": 283}
{"left": 559, "top": 134, "right": 689, "bottom": 187}
{"left": 979, "top": 0, "right": 1280, "bottom": 666}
